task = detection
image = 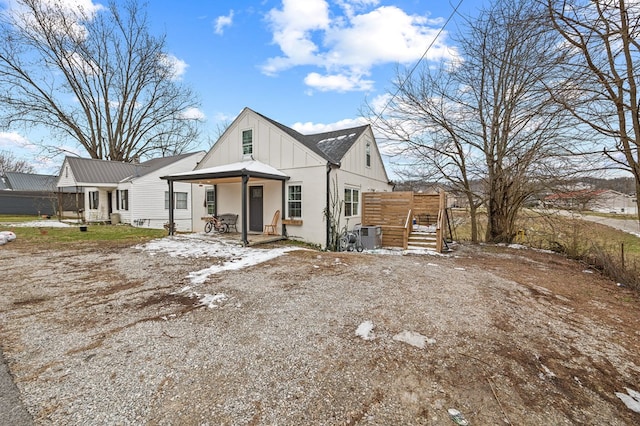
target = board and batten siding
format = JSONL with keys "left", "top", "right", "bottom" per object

{"left": 198, "top": 109, "right": 326, "bottom": 170}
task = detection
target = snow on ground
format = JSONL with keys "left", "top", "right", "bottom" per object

{"left": 137, "top": 234, "right": 300, "bottom": 307}
{"left": 137, "top": 233, "right": 448, "bottom": 308}
{"left": 356, "top": 320, "right": 375, "bottom": 340}
{"left": 615, "top": 388, "right": 640, "bottom": 414}
{"left": 5, "top": 220, "right": 72, "bottom": 228}
{"left": 392, "top": 330, "right": 436, "bottom": 349}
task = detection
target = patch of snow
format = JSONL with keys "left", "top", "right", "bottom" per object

{"left": 582, "top": 269, "right": 594, "bottom": 274}
{"left": 9, "top": 220, "right": 71, "bottom": 227}
{"left": 197, "top": 293, "right": 228, "bottom": 309}
{"left": 0, "top": 231, "right": 16, "bottom": 241}
{"left": 615, "top": 388, "right": 640, "bottom": 413}
{"left": 392, "top": 330, "right": 435, "bottom": 349}
{"left": 187, "top": 247, "right": 295, "bottom": 285}
{"left": 356, "top": 320, "right": 375, "bottom": 340}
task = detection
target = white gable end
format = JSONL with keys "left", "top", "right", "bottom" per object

{"left": 198, "top": 109, "right": 325, "bottom": 171}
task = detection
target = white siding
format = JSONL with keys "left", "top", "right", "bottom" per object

{"left": 56, "top": 159, "right": 78, "bottom": 188}
{"left": 193, "top": 108, "right": 392, "bottom": 248}
{"left": 123, "top": 152, "right": 205, "bottom": 231}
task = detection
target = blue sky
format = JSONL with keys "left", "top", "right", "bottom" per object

{"left": 0, "top": 0, "right": 484, "bottom": 175}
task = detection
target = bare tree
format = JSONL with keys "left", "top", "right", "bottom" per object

{"left": 366, "top": 0, "right": 576, "bottom": 243}
{"left": 0, "top": 0, "right": 202, "bottom": 163}
{"left": 0, "top": 149, "right": 35, "bottom": 174}
{"left": 545, "top": 0, "right": 640, "bottom": 223}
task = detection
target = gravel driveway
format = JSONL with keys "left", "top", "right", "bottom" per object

{"left": 1, "top": 236, "right": 639, "bottom": 425}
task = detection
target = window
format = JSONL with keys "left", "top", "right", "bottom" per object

{"left": 176, "top": 192, "right": 188, "bottom": 209}
{"left": 242, "top": 129, "right": 253, "bottom": 156}
{"left": 365, "top": 142, "right": 371, "bottom": 167}
{"left": 344, "top": 188, "right": 359, "bottom": 217}
{"left": 287, "top": 185, "right": 302, "bottom": 218}
{"left": 89, "top": 191, "right": 99, "bottom": 210}
{"left": 165, "top": 192, "right": 188, "bottom": 210}
{"left": 119, "top": 189, "right": 128, "bottom": 211}
{"left": 206, "top": 188, "right": 216, "bottom": 215}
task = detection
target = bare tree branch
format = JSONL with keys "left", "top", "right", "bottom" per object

{"left": 0, "top": 0, "right": 202, "bottom": 163}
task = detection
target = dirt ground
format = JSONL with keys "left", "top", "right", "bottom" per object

{"left": 1, "top": 236, "right": 639, "bottom": 425}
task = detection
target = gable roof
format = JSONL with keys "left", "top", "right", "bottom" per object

{"left": 3, "top": 172, "right": 57, "bottom": 191}
{"left": 251, "top": 108, "right": 369, "bottom": 165}
{"left": 62, "top": 152, "right": 201, "bottom": 185}
{"left": 164, "top": 159, "right": 289, "bottom": 183}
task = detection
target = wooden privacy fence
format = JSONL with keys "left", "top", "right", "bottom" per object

{"left": 362, "top": 191, "right": 447, "bottom": 251}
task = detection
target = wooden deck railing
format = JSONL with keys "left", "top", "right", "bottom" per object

{"left": 362, "top": 191, "right": 447, "bottom": 252}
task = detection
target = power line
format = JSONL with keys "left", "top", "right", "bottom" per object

{"left": 370, "top": 0, "right": 465, "bottom": 126}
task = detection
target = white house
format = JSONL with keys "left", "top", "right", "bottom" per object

{"left": 163, "top": 107, "right": 393, "bottom": 247}
{"left": 56, "top": 152, "right": 205, "bottom": 230}
{"left": 587, "top": 189, "right": 638, "bottom": 216}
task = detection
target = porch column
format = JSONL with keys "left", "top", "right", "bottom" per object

{"left": 281, "top": 180, "right": 287, "bottom": 237}
{"left": 241, "top": 174, "right": 249, "bottom": 246}
{"left": 168, "top": 180, "right": 175, "bottom": 236}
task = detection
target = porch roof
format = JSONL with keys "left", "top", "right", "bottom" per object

{"left": 161, "top": 160, "right": 289, "bottom": 184}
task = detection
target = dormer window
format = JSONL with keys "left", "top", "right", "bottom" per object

{"left": 242, "top": 129, "right": 253, "bottom": 156}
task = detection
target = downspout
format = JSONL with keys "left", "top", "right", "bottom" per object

{"left": 326, "top": 163, "right": 331, "bottom": 249}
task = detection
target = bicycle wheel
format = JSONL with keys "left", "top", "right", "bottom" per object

{"left": 204, "top": 222, "right": 213, "bottom": 233}
{"left": 217, "top": 222, "right": 229, "bottom": 233}
{"left": 356, "top": 241, "right": 364, "bottom": 252}
{"left": 338, "top": 235, "right": 349, "bottom": 251}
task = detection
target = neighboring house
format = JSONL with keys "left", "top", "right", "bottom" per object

{"left": 0, "top": 172, "right": 59, "bottom": 215}
{"left": 586, "top": 189, "right": 638, "bottom": 215}
{"left": 163, "top": 107, "right": 393, "bottom": 247}
{"left": 56, "top": 152, "right": 205, "bottom": 230}
{"left": 544, "top": 188, "right": 638, "bottom": 215}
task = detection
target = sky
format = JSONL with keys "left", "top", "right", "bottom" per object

{"left": 0, "top": 0, "right": 485, "bottom": 176}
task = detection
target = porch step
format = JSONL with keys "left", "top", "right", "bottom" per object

{"left": 408, "top": 231, "right": 438, "bottom": 250}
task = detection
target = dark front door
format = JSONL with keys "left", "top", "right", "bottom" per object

{"left": 107, "top": 191, "right": 113, "bottom": 214}
{"left": 249, "top": 186, "right": 263, "bottom": 232}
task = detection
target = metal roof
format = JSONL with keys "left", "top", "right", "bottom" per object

{"left": 64, "top": 153, "right": 201, "bottom": 185}
{"left": 252, "top": 109, "right": 368, "bottom": 165}
{"left": 3, "top": 172, "right": 58, "bottom": 191}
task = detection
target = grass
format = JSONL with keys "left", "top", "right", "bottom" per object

{"left": 0, "top": 215, "right": 166, "bottom": 247}
{"left": 451, "top": 209, "right": 640, "bottom": 291}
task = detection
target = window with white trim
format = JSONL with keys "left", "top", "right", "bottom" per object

{"left": 119, "top": 189, "right": 129, "bottom": 211}
{"left": 344, "top": 187, "right": 359, "bottom": 217}
{"left": 165, "top": 191, "right": 188, "bottom": 209}
{"left": 206, "top": 188, "right": 216, "bottom": 215}
{"left": 242, "top": 129, "right": 253, "bottom": 156}
{"left": 287, "top": 184, "right": 302, "bottom": 218}
{"left": 89, "top": 191, "right": 99, "bottom": 209}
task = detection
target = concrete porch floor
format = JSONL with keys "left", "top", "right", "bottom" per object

{"left": 202, "top": 231, "right": 287, "bottom": 247}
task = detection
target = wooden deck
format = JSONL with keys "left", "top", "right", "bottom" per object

{"left": 362, "top": 191, "right": 447, "bottom": 252}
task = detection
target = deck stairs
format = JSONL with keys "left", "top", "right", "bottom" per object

{"left": 407, "top": 230, "right": 438, "bottom": 251}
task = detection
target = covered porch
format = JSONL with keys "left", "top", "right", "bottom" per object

{"left": 162, "top": 160, "right": 290, "bottom": 246}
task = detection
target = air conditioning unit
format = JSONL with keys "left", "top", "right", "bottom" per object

{"left": 359, "top": 225, "right": 382, "bottom": 249}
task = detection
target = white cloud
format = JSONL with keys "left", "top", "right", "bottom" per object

{"left": 0, "top": 132, "right": 33, "bottom": 149}
{"left": 178, "top": 107, "right": 206, "bottom": 120}
{"left": 159, "top": 54, "right": 189, "bottom": 80}
{"left": 291, "top": 116, "right": 368, "bottom": 134}
{"left": 6, "top": 0, "right": 105, "bottom": 40}
{"left": 262, "top": 0, "right": 459, "bottom": 92}
{"left": 214, "top": 10, "right": 234, "bottom": 35}
{"left": 304, "top": 72, "right": 373, "bottom": 92}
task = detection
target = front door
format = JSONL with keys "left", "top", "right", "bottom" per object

{"left": 249, "top": 186, "right": 263, "bottom": 232}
